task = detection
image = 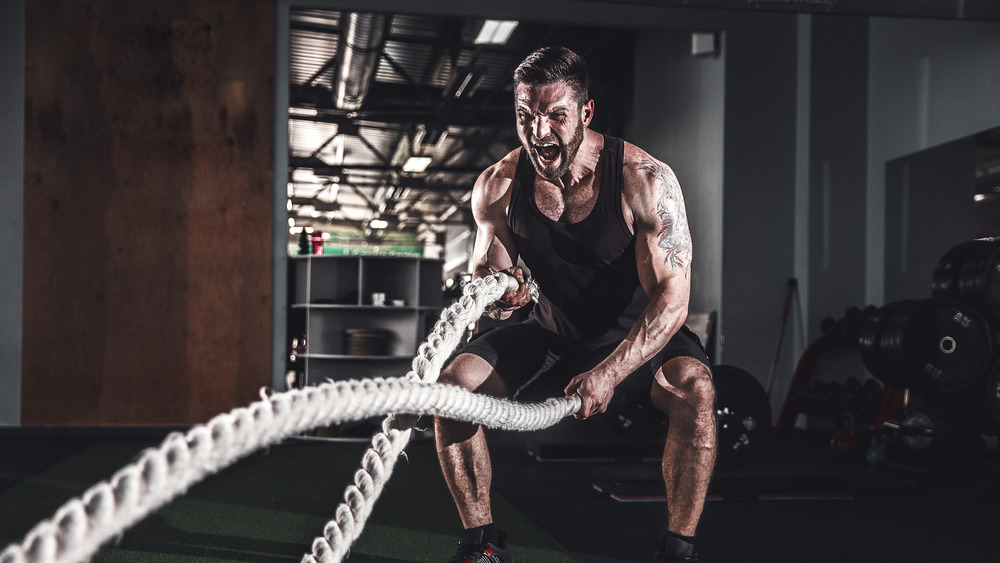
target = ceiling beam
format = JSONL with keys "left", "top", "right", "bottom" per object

{"left": 291, "top": 83, "right": 512, "bottom": 124}
{"left": 290, "top": 156, "right": 490, "bottom": 176}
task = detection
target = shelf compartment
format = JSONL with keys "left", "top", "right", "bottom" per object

{"left": 300, "top": 356, "right": 414, "bottom": 383}
{"left": 288, "top": 254, "right": 444, "bottom": 387}
{"left": 359, "top": 256, "right": 419, "bottom": 306}
{"left": 294, "top": 256, "right": 361, "bottom": 305}
{"left": 305, "top": 308, "right": 419, "bottom": 357}
{"left": 419, "top": 259, "right": 445, "bottom": 308}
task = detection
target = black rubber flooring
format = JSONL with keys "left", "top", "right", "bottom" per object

{"left": 2, "top": 420, "right": 998, "bottom": 563}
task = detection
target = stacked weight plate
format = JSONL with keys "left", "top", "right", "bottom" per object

{"left": 858, "top": 298, "right": 992, "bottom": 395}
{"left": 344, "top": 328, "right": 391, "bottom": 356}
{"left": 860, "top": 238, "right": 1000, "bottom": 432}
{"left": 932, "top": 237, "right": 1000, "bottom": 325}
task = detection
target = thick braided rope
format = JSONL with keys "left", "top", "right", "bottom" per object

{"left": 0, "top": 273, "right": 573, "bottom": 563}
{"left": 407, "top": 271, "right": 522, "bottom": 385}
{"left": 0, "top": 382, "right": 580, "bottom": 563}
{"left": 303, "top": 272, "right": 534, "bottom": 562}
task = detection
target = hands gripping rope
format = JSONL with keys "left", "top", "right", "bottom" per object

{"left": 1, "top": 272, "right": 578, "bottom": 563}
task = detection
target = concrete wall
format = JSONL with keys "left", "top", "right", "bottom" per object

{"left": 719, "top": 15, "right": 800, "bottom": 385}
{"left": 884, "top": 137, "right": 978, "bottom": 303}
{"left": 805, "top": 16, "right": 870, "bottom": 330}
{"left": 867, "top": 16, "right": 1000, "bottom": 306}
{"left": 631, "top": 30, "right": 725, "bottom": 343}
{"left": 0, "top": 0, "right": 25, "bottom": 425}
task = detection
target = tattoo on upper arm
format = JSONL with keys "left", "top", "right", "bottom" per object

{"left": 638, "top": 160, "right": 692, "bottom": 274}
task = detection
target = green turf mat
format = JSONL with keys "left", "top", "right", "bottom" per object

{"left": 0, "top": 436, "right": 573, "bottom": 562}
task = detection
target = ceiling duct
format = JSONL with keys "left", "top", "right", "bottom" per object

{"left": 333, "top": 12, "right": 391, "bottom": 111}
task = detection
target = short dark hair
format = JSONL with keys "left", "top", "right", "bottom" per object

{"left": 513, "top": 46, "right": 589, "bottom": 104}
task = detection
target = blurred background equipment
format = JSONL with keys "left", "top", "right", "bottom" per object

{"left": 850, "top": 238, "right": 1000, "bottom": 470}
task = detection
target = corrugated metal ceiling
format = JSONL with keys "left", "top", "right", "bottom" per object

{"left": 285, "top": 8, "right": 635, "bottom": 253}
{"left": 284, "top": 1, "right": 999, "bottom": 253}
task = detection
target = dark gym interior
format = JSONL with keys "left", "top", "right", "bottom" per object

{"left": 2, "top": 1, "right": 1000, "bottom": 562}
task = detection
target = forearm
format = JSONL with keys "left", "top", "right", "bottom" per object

{"left": 600, "top": 154, "right": 692, "bottom": 385}
{"left": 471, "top": 264, "right": 512, "bottom": 281}
{"left": 470, "top": 230, "right": 516, "bottom": 278}
{"left": 469, "top": 237, "right": 528, "bottom": 319}
{"left": 597, "top": 288, "right": 688, "bottom": 386}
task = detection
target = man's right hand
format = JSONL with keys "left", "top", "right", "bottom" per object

{"left": 485, "top": 267, "right": 531, "bottom": 320}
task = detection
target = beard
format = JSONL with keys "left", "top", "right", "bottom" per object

{"left": 523, "top": 123, "right": 585, "bottom": 181}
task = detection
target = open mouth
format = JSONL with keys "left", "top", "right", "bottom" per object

{"left": 534, "top": 142, "right": 561, "bottom": 164}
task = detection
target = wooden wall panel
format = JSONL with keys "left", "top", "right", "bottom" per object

{"left": 22, "top": 0, "right": 275, "bottom": 425}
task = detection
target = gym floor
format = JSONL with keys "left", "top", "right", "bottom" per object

{"left": 1, "top": 417, "right": 998, "bottom": 563}
{"left": 493, "top": 421, "right": 1000, "bottom": 563}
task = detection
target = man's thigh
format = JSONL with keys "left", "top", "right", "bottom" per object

{"left": 453, "top": 320, "right": 557, "bottom": 398}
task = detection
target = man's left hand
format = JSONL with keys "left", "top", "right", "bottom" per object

{"left": 564, "top": 370, "right": 616, "bottom": 419}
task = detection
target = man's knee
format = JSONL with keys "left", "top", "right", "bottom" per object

{"left": 686, "top": 365, "right": 716, "bottom": 413}
{"left": 651, "top": 358, "right": 715, "bottom": 420}
{"left": 439, "top": 353, "right": 508, "bottom": 398}
{"left": 435, "top": 354, "right": 507, "bottom": 445}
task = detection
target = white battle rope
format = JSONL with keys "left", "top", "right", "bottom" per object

{"left": 303, "top": 271, "right": 537, "bottom": 563}
{"left": 0, "top": 273, "right": 574, "bottom": 563}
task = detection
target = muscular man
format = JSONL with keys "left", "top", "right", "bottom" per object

{"left": 436, "top": 46, "right": 716, "bottom": 563}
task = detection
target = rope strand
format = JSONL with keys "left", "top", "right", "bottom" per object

{"left": 1, "top": 273, "right": 572, "bottom": 563}
{"left": 302, "top": 273, "right": 534, "bottom": 562}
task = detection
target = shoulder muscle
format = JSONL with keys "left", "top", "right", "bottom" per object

{"left": 623, "top": 144, "right": 692, "bottom": 274}
{"left": 472, "top": 148, "right": 520, "bottom": 223}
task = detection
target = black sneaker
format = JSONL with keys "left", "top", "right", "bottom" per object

{"left": 446, "top": 530, "right": 511, "bottom": 563}
{"left": 653, "top": 536, "right": 699, "bottom": 562}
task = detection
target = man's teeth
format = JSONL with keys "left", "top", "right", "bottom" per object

{"left": 535, "top": 143, "right": 559, "bottom": 161}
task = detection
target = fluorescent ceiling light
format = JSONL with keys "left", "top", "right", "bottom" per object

{"left": 292, "top": 168, "right": 322, "bottom": 183}
{"left": 289, "top": 107, "right": 318, "bottom": 117}
{"left": 370, "top": 219, "right": 389, "bottom": 229}
{"left": 402, "top": 156, "right": 432, "bottom": 173}
{"left": 475, "top": 20, "right": 518, "bottom": 45}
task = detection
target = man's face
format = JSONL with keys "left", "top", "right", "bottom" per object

{"left": 514, "top": 80, "right": 592, "bottom": 181}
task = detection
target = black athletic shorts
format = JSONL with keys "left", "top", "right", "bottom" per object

{"left": 455, "top": 317, "right": 712, "bottom": 418}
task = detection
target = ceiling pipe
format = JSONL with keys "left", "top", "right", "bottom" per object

{"left": 332, "top": 12, "right": 392, "bottom": 111}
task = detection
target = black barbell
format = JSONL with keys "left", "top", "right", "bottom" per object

{"left": 932, "top": 237, "right": 1000, "bottom": 325}
{"left": 858, "top": 298, "right": 993, "bottom": 395}
{"left": 606, "top": 364, "right": 772, "bottom": 468}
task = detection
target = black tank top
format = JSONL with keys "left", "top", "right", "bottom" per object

{"left": 508, "top": 134, "right": 650, "bottom": 346}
